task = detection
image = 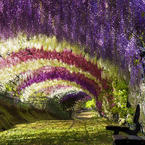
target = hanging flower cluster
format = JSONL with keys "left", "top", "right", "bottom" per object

{"left": 0, "top": 0, "right": 143, "bottom": 86}
{"left": 18, "top": 66, "right": 101, "bottom": 97}
{"left": 0, "top": 58, "right": 100, "bottom": 87}
{"left": 19, "top": 80, "right": 93, "bottom": 102}
{"left": 0, "top": 34, "right": 86, "bottom": 58}
{"left": 0, "top": 47, "right": 101, "bottom": 78}
{"left": 37, "top": 85, "right": 76, "bottom": 95}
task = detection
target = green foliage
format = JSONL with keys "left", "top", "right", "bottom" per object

{"left": 5, "top": 82, "right": 19, "bottom": 98}
{"left": 85, "top": 99, "right": 96, "bottom": 109}
{"left": 27, "top": 92, "right": 48, "bottom": 110}
{"left": 139, "top": 32, "right": 145, "bottom": 47}
{"left": 111, "top": 78, "right": 134, "bottom": 124}
{"left": 73, "top": 100, "right": 85, "bottom": 111}
{"left": 97, "top": 59, "right": 134, "bottom": 124}
{"left": 45, "top": 95, "right": 71, "bottom": 119}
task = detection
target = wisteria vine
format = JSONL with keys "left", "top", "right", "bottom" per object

{"left": 0, "top": 0, "right": 144, "bottom": 116}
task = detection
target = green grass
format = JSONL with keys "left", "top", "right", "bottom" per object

{"left": 0, "top": 118, "right": 116, "bottom": 145}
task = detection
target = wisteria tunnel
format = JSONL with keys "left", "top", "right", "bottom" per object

{"left": 0, "top": 0, "right": 144, "bottom": 132}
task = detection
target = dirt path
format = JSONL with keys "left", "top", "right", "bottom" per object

{"left": 74, "top": 111, "right": 97, "bottom": 119}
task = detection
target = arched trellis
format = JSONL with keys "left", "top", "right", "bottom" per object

{"left": 0, "top": 37, "right": 112, "bottom": 114}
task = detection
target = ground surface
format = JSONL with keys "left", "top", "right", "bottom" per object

{"left": 0, "top": 111, "right": 116, "bottom": 145}
{"left": 74, "top": 111, "right": 97, "bottom": 119}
